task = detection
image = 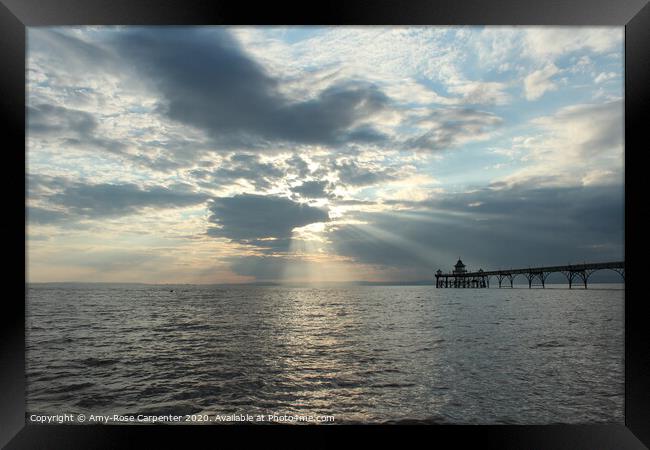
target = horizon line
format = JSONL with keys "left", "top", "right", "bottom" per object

{"left": 26, "top": 280, "right": 625, "bottom": 286}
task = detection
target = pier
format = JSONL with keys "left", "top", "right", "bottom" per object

{"left": 435, "top": 259, "right": 625, "bottom": 289}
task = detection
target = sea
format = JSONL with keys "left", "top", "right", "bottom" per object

{"left": 25, "top": 283, "right": 624, "bottom": 424}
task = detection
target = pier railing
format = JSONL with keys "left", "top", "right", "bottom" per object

{"left": 435, "top": 261, "right": 624, "bottom": 289}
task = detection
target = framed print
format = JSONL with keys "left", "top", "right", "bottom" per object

{"left": 1, "top": 0, "right": 649, "bottom": 448}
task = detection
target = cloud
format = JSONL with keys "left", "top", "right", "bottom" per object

{"left": 523, "top": 28, "right": 622, "bottom": 62}
{"left": 27, "top": 206, "right": 70, "bottom": 225}
{"left": 111, "top": 27, "right": 391, "bottom": 148}
{"left": 474, "top": 28, "right": 622, "bottom": 73}
{"left": 405, "top": 108, "right": 502, "bottom": 151}
{"left": 335, "top": 159, "right": 396, "bottom": 187}
{"left": 534, "top": 100, "right": 623, "bottom": 156}
{"left": 233, "top": 27, "right": 464, "bottom": 97}
{"left": 290, "top": 180, "right": 331, "bottom": 199}
{"left": 51, "top": 183, "right": 207, "bottom": 216}
{"left": 28, "top": 103, "right": 124, "bottom": 153}
{"left": 28, "top": 28, "right": 115, "bottom": 76}
{"left": 25, "top": 27, "right": 625, "bottom": 283}
{"left": 330, "top": 184, "right": 624, "bottom": 279}
{"left": 285, "top": 154, "right": 312, "bottom": 179}
{"left": 497, "top": 100, "right": 623, "bottom": 188}
{"left": 28, "top": 28, "right": 521, "bottom": 164}
{"left": 192, "top": 154, "right": 287, "bottom": 191}
{"left": 594, "top": 72, "right": 617, "bottom": 84}
{"left": 207, "top": 194, "right": 329, "bottom": 250}
{"left": 55, "top": 248, "right": 171, "bottom": 272}
{"left": 447, "top": 81, "right": 511, "bottom": 105}
{"left": 28, "top": 176, "right": 208, "bottom": 221}
{"left": 523, "top": 63, "right": 559, "bottom": 101}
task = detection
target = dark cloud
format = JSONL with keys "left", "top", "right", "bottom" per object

{"left": 111, "top": 27, "right": 390, "bottom": 147}
{"left": 51, "top": 183, "right": 208, "bottom": 217}
{"left": 285, "top": 154, "right": 311, "bottom": 179}
{"left": 28, "top": 28, "right": 510, "bottom": 166}
{"left": 28, "top": 176, "right": 208, "bottom": 221}
{"left": 331, "top": 184, "right": 624, "bottom": 279}
{"left": 27, "top": 206, "right": 69, "bottom": 225}
{"left": 29, "top": 104, "right": 94, "bottom": 136}
{"left": 430, "top": 185, "right": 624, "bottom": 237}
{"left": 27, "top": 173, "right": 68, "bottom": 198}
{"left": 335, "top": 160, "right": 396, "bottom": 186}
{"left": 207, "top": 194, "right": 329, "bottom": 250}
{"left": 290, "top": 180, "right": 332, "bottom": 199}
{"left": 28, "top": 103, "right": 124, "bottom": 153}
{"left": 405, "top": 108, "right": 502, "bottom": 151}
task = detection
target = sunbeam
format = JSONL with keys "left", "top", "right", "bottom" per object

{"left": 281, "top": 222, "right": 365, "bottom": 284}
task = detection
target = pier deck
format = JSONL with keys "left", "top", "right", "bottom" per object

{"left": 435, "top": 261, "right": 624, "bottom": 289}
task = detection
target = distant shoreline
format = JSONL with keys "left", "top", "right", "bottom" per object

{"left": 26, "top": 281, "right": 625, "bottom": 289}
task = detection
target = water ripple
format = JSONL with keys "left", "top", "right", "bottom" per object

{"left": 26, "top": 284, "right": 624, "bottom": 424}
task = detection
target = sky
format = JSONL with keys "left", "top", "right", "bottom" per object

{"left": 26, "top": 26, "right": 625, "bottom": 284}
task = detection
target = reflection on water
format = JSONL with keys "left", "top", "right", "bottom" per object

{"left": 26, "top": 284, "right": 624, "bottom": 424}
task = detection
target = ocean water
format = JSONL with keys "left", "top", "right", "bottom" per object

{"left": 25, "top": 284, "right": 624, "bottom": 424}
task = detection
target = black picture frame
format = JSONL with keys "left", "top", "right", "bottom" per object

{"left": 2, "top": 1, "right": 648, "bottom": 448}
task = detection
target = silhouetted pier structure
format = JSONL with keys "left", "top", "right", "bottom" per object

{"left": 435, "top": 259, "right": 625, "bottom": 289}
